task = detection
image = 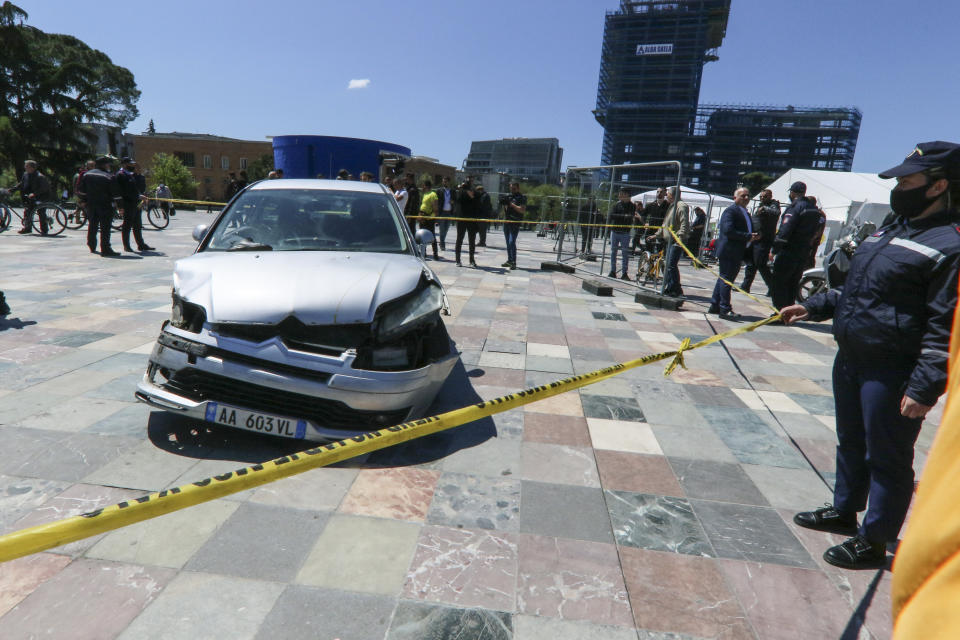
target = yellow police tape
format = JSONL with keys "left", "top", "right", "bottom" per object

{"left": 0, "top": 313, "right": 780, "bottom": 564}
{"left": 667, "top": 226, "right": 779, "bottom": 314}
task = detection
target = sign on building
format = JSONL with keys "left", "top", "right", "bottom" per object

{"left": 636, "top": 43, "right": 673, "bottom": 56}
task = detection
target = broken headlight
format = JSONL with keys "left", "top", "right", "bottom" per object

{"left": 377, "top": 285, "right": 443, "bottom": 340}
{"left": 170, "top": 293, "right": 207, "bottom": 333}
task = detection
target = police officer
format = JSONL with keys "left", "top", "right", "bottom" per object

{"left": 77, "top": 155, "right": 121, "bottom": 256}
{"left": 785, "top": 141, "right": 960, "bottom": 569}
{"left": 770, "top": 181, "right": 822, "bottom": 309}
{"left": 741, "top": 189, "right": 781, "bottom": 293}
{"left": 116, "top": 157, "right": 154, "bottom": 252}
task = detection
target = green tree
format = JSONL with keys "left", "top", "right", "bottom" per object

{"left": 148, "top": 153, "right": 196, "bottom": 198}
{"left": 740, "top": 171, "right": 775, "bottom": 197}
{"left": 0, "top": 2, "right": 140, "bottom": 181}
{"left": 246, "top": 153, "right": 274, "bottom": 182}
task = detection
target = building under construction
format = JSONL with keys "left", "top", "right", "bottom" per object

{"left": 594, "top": 0, "right": 861, "bottom": 194}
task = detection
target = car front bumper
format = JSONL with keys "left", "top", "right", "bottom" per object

{"left": 135, "top": 324, "right": 458, "bottom": 442}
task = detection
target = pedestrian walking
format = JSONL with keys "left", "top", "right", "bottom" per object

{"left": 708, "top": 188, "right": 759, "bottom": 319}
{"left": 784, "top": 141, "right": 960, "bottom": 569}
{"left": 455, "top": 177, "right": 480, "bottom": 267}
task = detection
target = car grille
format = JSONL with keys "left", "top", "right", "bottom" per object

{"left": 213, "top": 317, "right": 372, "bottom": 356}
{"left": 164, "top": 369, "right": 410, "bottom": 431}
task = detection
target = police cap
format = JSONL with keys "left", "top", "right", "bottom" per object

{"left": 789, "top": 181, "right": 807, "bottom": 194}
{"left": 879, "top": 141, "right": 960, "bottom": 179}
{"left": 121, "top": 156, "right": 133, "bottom": 164}
{"left": 95, "top": 155, "right": 113, "bottom": 164}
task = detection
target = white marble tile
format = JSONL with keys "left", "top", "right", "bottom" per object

{"left": 768, "top": 350, "right": 824, "bottom": 365}
{"left": 756, "top": 391, "right": 809, "bottom": 414}
{"left": 586, "top": 418, "right": 662, "bottom": 454}
{"left": 527, "top": 343, "right": 570, "bottom": 359}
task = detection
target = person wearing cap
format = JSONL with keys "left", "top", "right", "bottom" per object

{"left": 77, "top": 155, "right": 121, "bottom": 256}
{"left": 782, "top": 141, "right": 960, "bottom": 569}
{"left": 116, "top": 157, "right": 154, "bottom": 252}
{"left": 769, "top": 181, "right": 822, "bottom": 309}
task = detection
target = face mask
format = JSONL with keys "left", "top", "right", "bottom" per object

{"left": 890, "top": 182, "right": 939, "bottom": 219}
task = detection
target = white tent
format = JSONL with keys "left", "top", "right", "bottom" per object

{"left": 632, "top": 186, "right": 734, "bottom": 222}
{"left": 760, "top": 168, "right": 893, "bottom": 225}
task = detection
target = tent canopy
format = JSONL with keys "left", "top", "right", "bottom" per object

{"left": 632, "top": 186, "right": 734, "bottom": 221}
{"left": 760, "top": 168, "right": 893, "bottom": 224}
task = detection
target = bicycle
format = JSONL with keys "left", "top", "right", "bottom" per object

{"left": 636, "top": 238, "right": 665, "bottom": 285}
{"left": 60, "top": 200, "right": 87, "bottom": 229}
{"left": 144, "top": 200, "right": 170, "bottom": 229}
{"left": 0, "top": 193, "right": 67, "bottom": 235}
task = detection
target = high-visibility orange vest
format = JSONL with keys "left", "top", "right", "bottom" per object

{"left": 892, "top": 278, "right": 960, "bottom": 637}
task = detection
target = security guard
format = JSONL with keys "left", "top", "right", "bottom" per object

{"left": 77, "top": 156, "right": 121, "bottom": 256}
{"left": 115, "top": 157, "right": 153, "bottom": 252}
{"left": 783, "top": 141, "right": 960, "bottom": 568}
{"left": 770, "top": 181, "right": 822, "bottom": 309}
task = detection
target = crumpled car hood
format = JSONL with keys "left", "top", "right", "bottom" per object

{"left": 173, "top": 251, "right": 428, "bottom": 325}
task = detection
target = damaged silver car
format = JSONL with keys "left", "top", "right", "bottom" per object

{"left": 136, "top": 179, "right": 458, "bottom": 441}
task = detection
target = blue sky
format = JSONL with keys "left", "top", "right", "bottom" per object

{"left": 18, "top": 0, "right": 960, "bottom": 176}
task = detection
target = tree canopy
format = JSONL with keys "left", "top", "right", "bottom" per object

{"left": 148, "top": 153, "right": 197, "bottom": 198}
{"left": 0, "top": 2, "right": 140, "bottom": 183}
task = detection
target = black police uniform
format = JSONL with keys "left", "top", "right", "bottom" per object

{"left": 802, "top": 208, "right": 960, "bottom": 546}
{"left": 116, "top": 167, "right": 148, "bottom": 251}
{"left": 78, "top": 168, "right": 120, "bottom": 254}
{"left": 770, "top": 197, "right": 821, "bottom": 308}
{"left": 741, "top": 199, "right": 781, "bottom": 292}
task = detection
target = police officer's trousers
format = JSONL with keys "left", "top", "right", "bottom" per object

{"left": 86, "top": 207, "right": 114, "bottom": 252}
{"left": 832, "top": 352, "right": 923, "bottom": 543}
{"left": 771, "top": 252, "right": 804, "bottom": 309}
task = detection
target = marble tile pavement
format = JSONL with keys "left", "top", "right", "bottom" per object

{"left": 0, "top": 211, "right": 943, "bottom": 639}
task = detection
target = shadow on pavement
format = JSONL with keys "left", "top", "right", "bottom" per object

{"left": 0, "top": 317, "right": 37, "bottom": 331}
{"left": 144, "top": 357, "right": 495, "bottom": 468}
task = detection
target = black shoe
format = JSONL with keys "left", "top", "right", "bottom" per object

{"left": 433, "top": 254, "right": 440, "bottom": 260}
{"left": 456, "top": 261, "right": 463, "bottom": 267}
{"left": 17, "top": 228, "right": 30, "bottom": 234}
{"left": 0, "top": 301, "right": 9, "bottom": 316}
{"left": 89, "top": 247, "right": 98, "bottom": 254}
{"left": 607, "top": 271, "right": 616, "bottom": 278}
{"left": 101, "top": 249, "right": 121, "bottom": 257}
{"left": 502, "top": 261, "right": 512, "bottom": 268}
{"left": 707, "top": 305, "right": 720, "bottom": 314}
{"left": 719, "top": 311, "right": 742, "bottom": 321}
{"left": 470, "top": 261, "right": 478, "bottom": 268}
{"left": 509, "top": 262, "right": 517, "bottom": 270}
{"left": 620, "top": 274, "right": 631, "bottom": 281}
{"left": 138, "top": 244, "right": 155, "bottom": 251}
{"left": 123, "top": 245, "right": 135, "bottom": 252}
{"left": 793, "top": 504, "right": 858, "bottom": 536}
{"left": 39, "top": 231, "right": 48, "bottom": 236}
{"left": 823, "top": 535, "right": 886, "bottom": 569}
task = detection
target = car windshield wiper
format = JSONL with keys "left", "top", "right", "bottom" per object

{"left": 227, "top": 239, "right": 273, "bottom": 251}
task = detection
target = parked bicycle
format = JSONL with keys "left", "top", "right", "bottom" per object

{"left": 0, "top": 192, "right": 68, "bottom": 235}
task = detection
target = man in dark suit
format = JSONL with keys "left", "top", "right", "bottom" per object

{"left": 709, "top": 187, "right": 760, "bottom": 320}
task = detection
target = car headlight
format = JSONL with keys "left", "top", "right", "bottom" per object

{"left": 170, "top": 294, "right": 207, "bottom": 333}
{"left": 378, "top": 285, "right": 443, "bottom": 339}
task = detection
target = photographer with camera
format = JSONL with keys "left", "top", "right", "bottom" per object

{"left": 501, "top": 182, "right": 526, "bottom": 270}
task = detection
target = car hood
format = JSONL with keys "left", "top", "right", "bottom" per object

{"left": 174, "top": 251, "right": 430, "bottom": 325}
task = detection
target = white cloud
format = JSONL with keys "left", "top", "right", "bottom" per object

{"left": 347, "top": 78, "right": 371, "bottom": 90}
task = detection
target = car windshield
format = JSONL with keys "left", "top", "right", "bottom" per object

{"left": 205, "top": 188, "right": 410, "bottom": 253}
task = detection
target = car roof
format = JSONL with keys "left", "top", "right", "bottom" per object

{"left": 248, "top": 179, "right": 389, "bottom": 194}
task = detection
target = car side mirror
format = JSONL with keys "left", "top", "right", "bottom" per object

{"left": 192, "top": 224, "right": 208, "bottom": 242}
{"left": 415, "top": 229, "right": 434, "bottom": 245}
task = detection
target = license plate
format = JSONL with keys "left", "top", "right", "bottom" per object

{"left": 204, "top": 402, "right": 307, "bottom": 439}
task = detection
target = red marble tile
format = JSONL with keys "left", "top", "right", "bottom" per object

{"left": 0, "top": 553, "right": 72, "bottom": 617}
{"left": 793, "top": 438, "right": 837, "bottom": 476}
{"left": 670, "top": 368, "right": 726, "bottom": 386}
{"left": 727, "top": 348, "right": 780, "bottom": 362}
{"left": 340, "top": 467, "right": 441, "bottom": 522}
{"left": 517, "top": 534, "right": 632, "bottom": 627}
{"left": 402, "top": 525, "right": 517, "bottom": 611}
{"left": 523, "top": 413, "right": 591, "bottom": 447}
{"left": 595, "top": 450, "right": 683, "bottom": 497}
{"left": 472, "top": 366, "right": 528, "bottom": 388}
{"left": 0, "top": 558, "right": 175, "bottom": 639}
{"left": 621, "top": 547, "right": 753, "bottom": 639}
{"left": 718, "top": 557, "right": 868, "bottom": 640}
